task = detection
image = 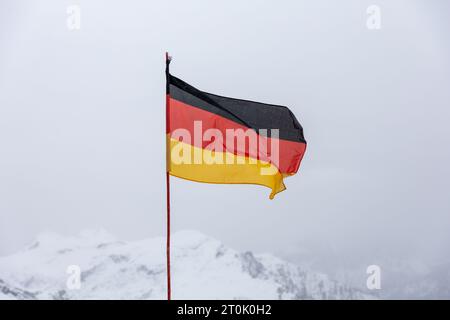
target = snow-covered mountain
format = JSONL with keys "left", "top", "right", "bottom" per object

{"left": 0, "top": 230, "right": 373, "bottom": 300}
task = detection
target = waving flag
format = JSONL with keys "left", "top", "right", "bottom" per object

{"left": 165, "top": 58, "right": 306, "bottom": 199}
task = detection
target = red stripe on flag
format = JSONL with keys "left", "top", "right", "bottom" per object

{"left": 169, "top": 97, "right": 306, "bottom": 174}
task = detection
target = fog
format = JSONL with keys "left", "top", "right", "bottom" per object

{"left": 1, "top": 0, "right": 449, "bottom": 287}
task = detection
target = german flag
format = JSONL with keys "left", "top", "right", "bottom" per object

{"left": 166, "top": 58, "right": 306, "bottom": 199}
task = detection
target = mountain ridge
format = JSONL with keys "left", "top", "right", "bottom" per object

{"left": 0, "top": 230, "right": 373, "bottom": 300}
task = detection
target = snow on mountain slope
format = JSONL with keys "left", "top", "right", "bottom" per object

{"left": 0, "top": 279, "right": 36, "bottom": 300}
{"left": 0, "top": 230, "right": 373, "bottom": 300}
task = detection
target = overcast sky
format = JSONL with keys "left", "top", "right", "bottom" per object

{"left": 1, "top": 0, "right": 449, "bottom": 272}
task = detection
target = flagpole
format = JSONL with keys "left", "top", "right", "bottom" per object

{"left": 165, "top": 51, "right": 172, "bottom": 301}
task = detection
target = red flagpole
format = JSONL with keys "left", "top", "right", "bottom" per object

{"left": 165, "top": 51, "right": 171, "bottom": 301}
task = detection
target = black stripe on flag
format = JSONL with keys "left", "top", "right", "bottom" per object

{"left": 169, "top": 74, "right": 306, "bottom": 144}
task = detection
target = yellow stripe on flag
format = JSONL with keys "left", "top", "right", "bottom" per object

{"left": 168, "top": 137, "right": 286, "bottom": 199}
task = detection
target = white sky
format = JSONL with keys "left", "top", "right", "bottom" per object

{"left": 0, "top": 0, "right": 449, "bottom": 271}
